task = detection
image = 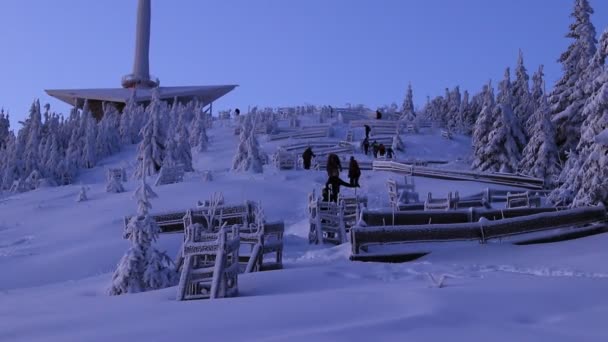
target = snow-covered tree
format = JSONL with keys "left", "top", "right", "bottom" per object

{"left": 106, "top": 176, "right": 125, "bottom": 193}
{"left": 549, "top": 29, "right": 608, "bottom": 206}
{"left": 472, "top": 83, "right": 495, "bottom": 170}
{"left": 232, "top": 114, "right": 264, "bottom": 173}
{"left": 164, "top": 110, "right": 193, "bottom": 171}
{"left": 512, "top": 50, "right": 534, "bottom": 138}
{"left": 459, "top": 90, "right": 475, "bottom": 135}
{"left": 400, "top": 83, "right": 416, "bottom": 121}
{"left": 81, "top": 102, "right": 98, "bottom": 169}
{"left": 135, "top": 90, "right": 166, "bottom": 179}
{"left": 392, "top": 133, "right": 405, "bottom": 152}
{"left": 526, "top": 65, "right": 546, "bottom": 136}
{"left": 519, "top": 94, "right": 560, "bottom": 187}
{"left": 550, "top": 0, "right": 598, "bottom": 157}
{"left": 478, "top": 69, "right": 526, "bottom": 172}
{"left": 446, "top": 86, "right": 462, "bottom": 132}
{"left": 189, "top": 107, "right": 208, "bottom": 152}
{"left": 0, "top": 109, "right": 10, "bottom": 149}
{"left": 76, "top": 185, "right": 88, "bottom": 202}
{"left": 571, "top": 128, "right": 608, "bottom": 206}
{"left": 109, "top": 175, "right": 176, "bottom": 295}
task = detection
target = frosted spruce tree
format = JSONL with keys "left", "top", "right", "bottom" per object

{"left": 135, "top": 90, "right": 166, "bottom": 179}
{"left": 106, "top": 175, "right": 125, "bottom": 193}
{"left": 109, "top": 174, "right": 177, "bottom": 295}
{"left": 164, "top": 110, "right": 193, "bottom": 171}
{"left": 232, "top": 114, "right": 264, "bottom": 173}
{"left": 519, "top": 94, "right": 560, "bottom": 187}
{"left": 400, "top": 83, "right": 416, "bottom": 122}
{"left": 446, "top": 86, "right": 462, "bottom": 132}
{"left": 550, "top": 0, "right": 597, "bottom": 157}
{"left": 479, "top": 69, "right": 526, "bottom": 172}
{"left": 76, "top": 185, "right": 88, "bottom": 202}
{"left": 82, "top": 102, "right": 98, "bottom": 169}
{"left": 571, "top": 127, "right": 608, "bottom": 206}
{"left": 526, "top": 65, "right": 546, "bottom": 137}
{"left": 549, "top": 29, "right": 608, "bottom": 206}
{"left": 189, "top": 107, "right": 209, "bottom": 153}
{"left": 511, "top": 50, "right": 534, "bottom": 139}
{"left": 472, "top": 83, "right": 496, "bottom": 170}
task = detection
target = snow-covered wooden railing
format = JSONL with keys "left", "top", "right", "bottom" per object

{"left": 239, "top": 221, "right": 284, "bottom": 273}
{"left": 387, "top": 177, "right": 419, "bottom": 209}
{"left": 367, "top": 135, "right": 394, "bottom": 146}
{"left": 279, "top": 140, "right": 341, "bottom": 152}
{"left": 424, "top": 192, "right": 458, "bottom": 210}
{"left": 349, "top": 120, "right": 403, "bottom": 130}
{"left": 177, "top": 226, "right": 240, "bottom": 301}
{"left": 506, "top": 191, "right": 541, "bottom": 208}
{"left": 268, "top": 127, "right": 331, "bottom": 141}
{"left": 372, "top": 160, "right": 545, "bottom": 190}
{"left": 441, "top": 129, "right": 453, "bottom": 140}
{"left": 308, "top": 190, "right": 367, "bottom": 245}
{"left": 351, "top": 205, "right": 607, "bottom": 260}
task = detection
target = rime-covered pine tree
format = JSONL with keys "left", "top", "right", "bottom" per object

{"left": 526, "top": 65, "right": 546, "bottom": 137}
{"left": 106, "top": 176, "right": 125, "bottom": 193}
{"left": 571, "top": 128, "right": 608, "bottom": 206}
{"left": 76, "top": 185, "right": 88, "bottom": 202}
{"left": 400, "top": 83, "right": 416, "bottom": 122}
{"left": 512, "top": 50, "right": 533, "bottom": 139}
{"left": 189, "top": 107, "right": 208, "bottom": 152}
{"left": 82, "top": 102, "right": 98, "bottom": 169}
{"left": 459, "top": 90, "right": 475, "bottom": 135}
{"left": 519, "top": 94, "right": 560, "bottom": 187}
{"left": 135, "top": 90, "right": 166, "bottom": 179}
{"left": 550, "top": 0, "right": 597, "bottom": 157}
{"left": 549, "top": 30, "right": 608, "bottom": 206}
{"left": 472, "top": 83, "right": 496, "bottom": 170}
{"left": 478, "top": 69, "right": 526, "bottom": 172}
{"left": 232, "top": 114, "right": 264, "bottom": 173}
{"left": 446, "top": 86, "right": 462, "bottom": 132}
{"left": 109, "top": 175, "right": 176, "bottom": 295}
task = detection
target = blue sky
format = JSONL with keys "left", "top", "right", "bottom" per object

{"left": 1, "top": 0, "right": 607, "bottom": 126}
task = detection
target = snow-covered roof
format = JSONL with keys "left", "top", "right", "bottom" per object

{"left": 45, "top": 85, "right": 238, "bottom": 107}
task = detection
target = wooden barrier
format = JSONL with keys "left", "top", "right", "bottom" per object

{"left": 351, "top": 205, "right": 607, "bottom": 258}
{"left": 373, "top": 161, "right": 545, "bottom": 189}
{"left": 441, "top": 129, "right": 453, "bottom": 140}
{"left": 308, "top": 190, "right": 367, "bottom": 245}
{"left": 176, "top": 226, "right": 240, "bottom": 301}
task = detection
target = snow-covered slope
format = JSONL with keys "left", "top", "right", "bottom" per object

{"left": 1, "top": 121, "right": 607, "bottom": 341}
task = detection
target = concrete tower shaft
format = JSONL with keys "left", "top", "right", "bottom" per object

{"left": 122, "top": 0, "right": 159, "bottom": 89}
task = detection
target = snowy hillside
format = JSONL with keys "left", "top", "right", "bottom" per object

{"left": 1, "top": 118, "right": 607, "bottom": 342}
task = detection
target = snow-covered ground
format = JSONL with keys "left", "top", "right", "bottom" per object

{"left": 1, "top": 119, "right": 607, "bottom": 341}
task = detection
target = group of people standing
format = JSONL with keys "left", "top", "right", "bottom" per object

{"left": 302, "top": 148, "right": 361, "bottom": 203}
{"left": 361, "top": 124, "right": 394, "bottom": 159}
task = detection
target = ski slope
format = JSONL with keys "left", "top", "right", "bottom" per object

{"left": 1, "top": 120, "right": 607, "bottom": 341}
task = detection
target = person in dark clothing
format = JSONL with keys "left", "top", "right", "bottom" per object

{"left": 234, "top": 108, "right": 240, "bottom": 116}
{"left": 326, "top": 153, "right": 342, "bottom": 177}
{"left": 362, "top": 137, "right": 370, "bottom": 155}
{"left": 386, "top": 146, "right": 394, "bottom": 159}
{"left": 325, "top": 175, "right": 357, "bottom": 203}
{"left": 376, "top": 110, "right": 382, "bottom": 120}
{"left": 378, "top": 144, "right": 386, "bottom": 157}
{"left": 302, "top": 147, "right": 315, "bottom": 170}
{"left": 348, "top": 156, "right": 361, "bottom": 187}
{"left": 322, "top": 187, "right": 330, "bottom": 202}
{"left": 364, "top": 124, "right": 371, "bottom": 139}
{"left": 372, "top": 140, "right": 379, "bottom": 158}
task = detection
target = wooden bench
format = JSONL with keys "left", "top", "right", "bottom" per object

{"left": 441, "top": 129, "right": 453, "bottom": 140}
{"left": 506, "top": 191, "right": 542, "bottom": 208}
